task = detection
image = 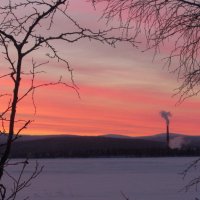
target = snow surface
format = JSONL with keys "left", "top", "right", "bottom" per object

{"left": 3, "top": 157, "right": 200, "bottom": 200}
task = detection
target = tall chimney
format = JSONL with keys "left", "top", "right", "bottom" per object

{"left": 166, "top": 123, "right": 169, "bottom": 149}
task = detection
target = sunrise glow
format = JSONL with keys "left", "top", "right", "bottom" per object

{"left": 1, "top": 0, "right": 200, "bottom": 137}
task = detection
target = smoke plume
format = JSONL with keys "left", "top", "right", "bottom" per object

{"left": 169, "top": 137, "right": 184, "bottom": 149}
{"left": 160, "top": 111, "right": 172, "bottom": 125}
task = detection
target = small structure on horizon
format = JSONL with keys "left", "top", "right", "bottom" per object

{"left": 160, "top": 110, "right": 172, "bottom": 149}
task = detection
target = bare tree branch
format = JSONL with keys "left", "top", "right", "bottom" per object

{"left": 91, "top": 0, "right": 200, "bottom": 102}
{"left": 0, "top": 0, "right": 137, "bottom": 199}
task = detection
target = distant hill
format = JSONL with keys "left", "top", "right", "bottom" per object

{"left": 100, "top": 134, "right": 133, "bottom": 139}
{"left": 10, "top": 135, "right": 166, "bottom": 158}
{"left": 137, "top": 133, "right": 188, "bottom": 140}
{"left": 2, "top": 133, "right": 200, "bottom": 158}
{"left": 4, "top": 134, "right": 200, "bottom": 158}
{"left": 102, "top": 133, "right": 200, "bottom": 147}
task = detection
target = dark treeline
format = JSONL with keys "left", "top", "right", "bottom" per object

{"left": 9, "top": 136, "right": 200, "bottom": 158}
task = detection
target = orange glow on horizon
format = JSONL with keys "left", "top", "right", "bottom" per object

{"left": 0, "top": 0, "right": 200, "bottom": 137}
{"left": 9, "top": 83, "right": 200, "bottom": 137}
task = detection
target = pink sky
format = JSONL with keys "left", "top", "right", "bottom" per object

{"left": 1, "top": 0, "right": 200, "bottom": 136}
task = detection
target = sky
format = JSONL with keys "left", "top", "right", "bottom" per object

{"left": 1, "top": 0, "right": 200, "bottom": 136}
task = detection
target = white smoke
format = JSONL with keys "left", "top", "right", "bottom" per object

{"left": 169, "top": 137, "right": 186, "bottom": 149}
{"left": 160, "top": 111, "right": 172, "bottom": 125}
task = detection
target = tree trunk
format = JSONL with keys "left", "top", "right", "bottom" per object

{"left": 0, "top": 56, "right": 22, "bottom": 180}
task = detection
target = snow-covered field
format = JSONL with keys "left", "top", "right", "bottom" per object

{"left": 4, "top": 157, "right": 200, "bottom": 200}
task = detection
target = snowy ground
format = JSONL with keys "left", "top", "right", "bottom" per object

{"left": 3, "top": 157, "right": 200, "bottom": 200}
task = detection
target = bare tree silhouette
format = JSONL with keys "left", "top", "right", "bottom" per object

{"left": 91, "top": 0, "right": 200, "bottom": 102}
{"left": 91, "top": 0, "right": 200, "bottom": 195}
{"left": 0, "top": 0, "right": 136, "bottom": 199}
